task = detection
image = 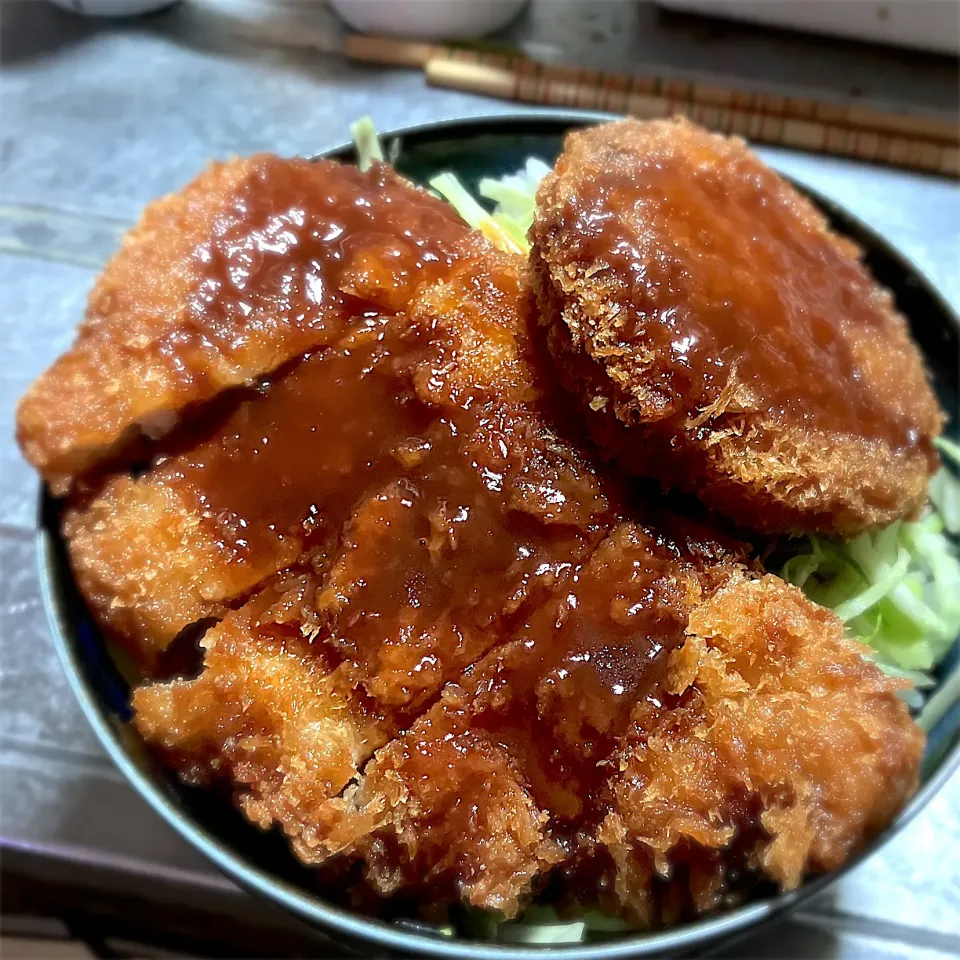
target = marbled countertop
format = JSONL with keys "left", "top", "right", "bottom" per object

{"left": 1, "top": 2, "right": 957, "bottom": 956}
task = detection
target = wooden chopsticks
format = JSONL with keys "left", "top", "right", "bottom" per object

{"left": 344, "top": 34, "right": 959, "bottom": 177}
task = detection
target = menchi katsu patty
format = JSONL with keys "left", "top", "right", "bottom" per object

{"left": 531, "top": 118, "right": 944, "bottom": 537}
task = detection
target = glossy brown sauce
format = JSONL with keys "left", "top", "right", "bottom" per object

{"left": 149, "top": 245, "right": 619, "bottom": 736}
{"left": 335, "top": 520, "right": 732, "bottom": 911}
{"left": 566, "top": 154, "right": 920, "bottom": 450}
{"left": 309, "top": 401, "right": 613, "bottom": 716}
{"left": 137, "top": 213, "right": 745, "bottom": 904}
{"left": 161, "top": 318, "right": 434, "bottom": 569}
{"left": 163, "top": 157, "right": 468, "bottom": 384}
{"left": 462, "top": 523, "right": 706, "bottom": 827}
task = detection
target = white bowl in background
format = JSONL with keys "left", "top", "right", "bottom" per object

{"left": 330, "top": 0, "right": 528, "bottom": 40}
{"left": 48, "top": 0, "right": 177, "bottom": 15}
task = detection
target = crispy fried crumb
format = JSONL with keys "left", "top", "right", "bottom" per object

{"left": 17, "top": 156, "right": 467, "bottom": 493}
{"left": 599, "top": 575, "right": 923, "bottom": 924}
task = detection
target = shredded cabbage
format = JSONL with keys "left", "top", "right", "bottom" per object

{"left": 348, "top": 120, "right": 960, "bottom": 945}
{"left": 351, "top": 118, "right": 546, "bottom": 254}
{"left": 428, "top": 172, "right": 529, "bottom": 255}
{"left": 350, "top": 116, "right": 384, "bottom": 172}
{"left": 936, "top": 435, "right": 960, "bottom": 467}
{"left": 779, "top": 503, "right": 960, "bottom": 678}
{"left": 498, "top": 920, "right": 587, "bottom": 944}
{"left": 477, "top": 157, "right": 552, "bottom": 245}
{"left": 465, "top": 905, "right": 628, "bottom": 944}
{"left": 429, "top": 159, "right": 550, "bottom": 257}
{"left": 933, "top": 438, "right": 960, "bottom": 534}
{"left": 930, "top": 470, "right": 960, "bottom": 534}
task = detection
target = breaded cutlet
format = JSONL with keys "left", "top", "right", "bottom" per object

{"left": 315, "top": 518, "right": 742, "bottom": 918}
{"left": 130, "top": 231, "right": 922, "bottom": 922}
{"left": 66, "top": 237, "right": 614, "bottom": 663}
{"left": 531, "top": 118, "right": 944, "bottom": 537}
{"left": 307, "top": 537, "right": 921, "bottom": 922}
{"left": 131, "top": 239, "right": 622, "bottom": 849}
{"left": 32, "top": 150, "right": 928, "bottom": 928}
{"left": 132, "top": 574, "right": 390, "bottom": 856}
{"left": 17, "top": 156, "right": 467, "bottom": 494}
{"left": 64, "top": 327, "right": 439, "bottom": 663}
{"left": 598, "top": 575, "right": 923, "bottom": 925}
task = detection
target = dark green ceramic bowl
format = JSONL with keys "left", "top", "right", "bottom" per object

{"left": 39, "top": 112, "right": 960, "bottom": 958}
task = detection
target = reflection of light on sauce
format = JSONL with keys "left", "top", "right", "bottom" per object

{"left": 561, "top": 146, "right": 926, "bottom": 453}
{"left": 128, "top": 158, "right": 752, "bottom": 885}
{"left": 438, "top": 522, "right": 710, "bottom": 832}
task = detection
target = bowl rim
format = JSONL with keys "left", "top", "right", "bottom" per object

{"left": 38, "top": 109, "right": 960, "bottom": 959}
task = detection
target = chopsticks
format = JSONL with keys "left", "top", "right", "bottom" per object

{"left": 345, "top": 34, "right": 959, "bottom": 177}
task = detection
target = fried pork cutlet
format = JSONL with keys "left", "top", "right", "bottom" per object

{"left": 129, "top": 229, "right": 922, "bottom": 924}
{"left": 315, "top": 562, "right": 921, "bottom": 923}
{"left": 599, "top": 575, "right": 923, "bottom": 926}
{"left": 64, "top": 327, "right": 439, "bottom": 662}
{"left": 132, "top": 238, "right": 622, "bottom": 854}
{"left": 316, "top": 519, "right": 743, "bottom": 918}
{"left": 64, "top": 233, "right": 544, "bottom": 663}
{"left": 41, "top": 149, "right": 927, "bottom": 930}
{"left": 17, "top": 155, "right": 467, "bottom": 493}
{"left": 133, "top": 574, "right": 388, "bottom": 843}
{"left": 532, "top": 118, "right": 944, "bottom": 537}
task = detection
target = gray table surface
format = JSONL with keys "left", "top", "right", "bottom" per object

{"left": 1, "top": 1, "right": 959, "bottom": 956}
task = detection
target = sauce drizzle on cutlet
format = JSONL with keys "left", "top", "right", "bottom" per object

{"left": 462, "top": 520, "right": 716, "bottom": 826}
{"left": 38, "top": 142, "right": 930, "bottom": 923}
{"left": 136, "top": 239, "right": 733, "bottom": 904}
{"left": 563, "top": 152, "right": 927, "bottom": 454}
{"left": 161, "top": 157, "right": 469, "bottom": 388}
{"left": 147, "top": 246, "right": 622, "bottom": 724}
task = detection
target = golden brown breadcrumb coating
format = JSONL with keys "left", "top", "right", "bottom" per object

{"left": 131, "top": 239, "right": 623, "bottom": 866}
{"left": 132, "top": 575, "right": 389, "bottom": 863}
{"left": 599, "top": 575, "right": 923, "bottom": 925}
{"left": 63, "top": 473, "right": 263, "bottom": 662}
{"left": 64, "top": 237, "right": 613, "bottom": 663}
{"left": 17, "top": 156, "right": 467, "bottom": 493}
{"left": 129, "top": 233, "right": 923, "bottom": 922}
{"left": 321, "top": 688, "right": 567, "bottom": 916}
{"left": 313, "top": 519, "right": 743, "bottom": 918}
{"left": 531, "top": 118, "right": 943, "bottom": 536}
{"left": 310, "top": 550, "right": 920, "bottom": 922}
